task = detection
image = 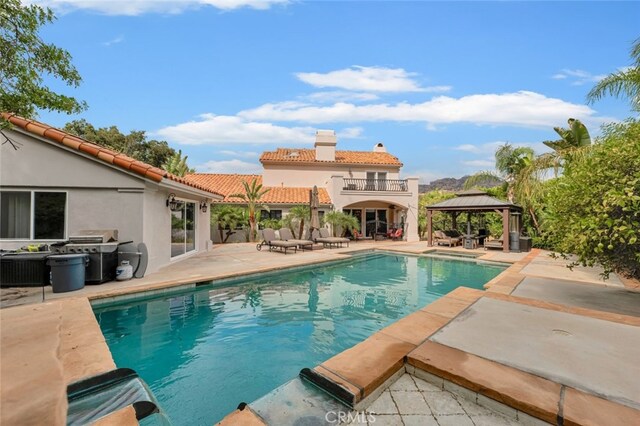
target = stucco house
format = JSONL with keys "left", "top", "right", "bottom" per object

{"left": 188, "top": 130, "right": 419, "bottom": 242}
{"left": 0, "top": 114, "right": 223, "bottom": 274}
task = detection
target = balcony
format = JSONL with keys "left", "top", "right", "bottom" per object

{"left": 342, "top": 178, "right": 408, "bottom": 192}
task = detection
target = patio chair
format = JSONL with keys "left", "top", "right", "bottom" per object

{"left": 391, "top": 228, "right": 403, "bottom": 241}
{"left": 256, "top": 228, "right": 299, "bottom": 254}
{"left": 278, "top": 228, "right": 314, "bottom": 251}
{"left": 434, "top": 230, "right": 461, "bottom": 247}
{"left": 484, "top": 234, "right": 504, "bottom": 250}
{"left": 316, "top": 228, "right": 350, "bottom": 248}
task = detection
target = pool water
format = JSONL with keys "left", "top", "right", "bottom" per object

{"left": 94, "top": 253, "right": 505, "bottom": 425}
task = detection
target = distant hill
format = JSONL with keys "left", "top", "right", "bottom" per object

{"left": 419, "top": 175, "right": 503, "bottom": 193}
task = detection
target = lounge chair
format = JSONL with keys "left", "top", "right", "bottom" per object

{"left": 316, "top": 228, "right": 350, "bottom": 248}
{"left": 484, "top": 234, "right": 504, "bottom": 250}
{"left": 256, "top": 228, "right": 299, "bottom": 254}
{"left": 278, "top": 228, "right": 314, "bottom": 251}
{"left": 434, "top": 230, "right": 461, "bottom": 247}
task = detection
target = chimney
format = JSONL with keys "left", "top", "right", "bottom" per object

{"left": 315, "top": 130, "right": 337, "bottom": 161}
{"left": 373, "top": 142, "right": 387, "bottom": 153}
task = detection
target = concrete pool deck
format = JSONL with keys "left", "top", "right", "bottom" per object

{"left": 1, "top": 242, "right": 638, "bottom": 425}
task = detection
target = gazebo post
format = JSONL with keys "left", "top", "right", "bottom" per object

{"left": 502, "top": 208, "right": 510, "bottom": 252}
{"left": 427, "top": 209, "right": 433, "bottom": 246}
{"left": 452, "top": 212, "right": 458, "bottom": 230}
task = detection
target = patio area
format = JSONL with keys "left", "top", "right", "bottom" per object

{"left": 0, "top": 240, "right": 527, "bottom": 309}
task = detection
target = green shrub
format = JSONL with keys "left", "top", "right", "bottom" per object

{"left": 545, "top": 119, "right": 640, "bottom": 279}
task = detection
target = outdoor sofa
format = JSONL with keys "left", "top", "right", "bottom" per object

{"left": 484, "top": 234, "right": 504, "bottom": 250}
{"left": 434, "top": 230, "right": 461, "bottom": 247}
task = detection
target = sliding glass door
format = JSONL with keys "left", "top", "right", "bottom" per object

{"left": 171, "top": 200, "right": 196, "bottom": 258}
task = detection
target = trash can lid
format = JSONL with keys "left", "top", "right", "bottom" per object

{"left": 47, "top": 254, "right": 89, "bottom": 265}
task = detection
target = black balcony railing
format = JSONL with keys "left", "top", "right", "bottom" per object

{"left": 342, "top": 178, "right": 408, "bottom": 192}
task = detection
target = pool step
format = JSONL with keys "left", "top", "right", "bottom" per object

{"left": 66, "top": 367, "right": 166, "bottom": 425}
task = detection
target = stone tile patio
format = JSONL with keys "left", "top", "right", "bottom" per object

{"left": 348, "top": 373, "right": 527, "bottom": 425}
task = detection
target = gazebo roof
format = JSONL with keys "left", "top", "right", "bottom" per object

{"left": 427, "top": 190, "right": 522, "bottom": 212}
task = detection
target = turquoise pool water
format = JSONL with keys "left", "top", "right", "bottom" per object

{"left": 94, "top": 253, "right": 505, "bottom": 425}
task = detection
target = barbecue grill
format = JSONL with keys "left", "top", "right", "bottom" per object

{"left": 52, "top": 230, "right": 120, "bottom": 283}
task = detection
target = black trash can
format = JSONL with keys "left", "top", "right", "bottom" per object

{"left": 47, "top": 254, "right": 89, "bottom": 293}
{"left": 509, "top": 231, "right": 520, "bottom": 252}
{"left": 520, "top": 237, "right": 532, "bottom": 252}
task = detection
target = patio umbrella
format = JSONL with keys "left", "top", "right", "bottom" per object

{"left": 466, "top": 212, "right": 472, "bottom": 236}
{"left": 309, "top": 185, "right": 320, "bottom": 236}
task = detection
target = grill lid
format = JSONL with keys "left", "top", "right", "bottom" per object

{"left": 69, "top": 230, "right": 118, "bottom": 244}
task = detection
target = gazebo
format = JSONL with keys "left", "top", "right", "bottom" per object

{"left": 425, "top": 190, "right": 523, "bottom": 252}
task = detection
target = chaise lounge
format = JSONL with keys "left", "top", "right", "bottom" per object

{"left": 278, "top": 228, "right": 314, "bottom": 251}
{"left": 257, "top": 228, "right": 299, "bottom": 254}
{"left": 316, "top": 228, "right": 350, "bottom": 248}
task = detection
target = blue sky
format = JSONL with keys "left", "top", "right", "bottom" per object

{"left": 34, "top": 0, "right": 639, "bottom": 183}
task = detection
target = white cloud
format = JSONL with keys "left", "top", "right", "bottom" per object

{"left": 156, "top": 114, "right": 315, "bottom": 145}
{"left": 240, "top": 91, "right": 599, "bottom": 128}
{"left": 195, "top": 159, "right": 262, "bottom": 174}
{"left": 102, "top": 35, "right": 124, "bottom": 46}
{"left": 28, "top": 0, "right": 288, "bottom": 15}
{"left": 303, "top": 91, "right": 380, "bottom": 103}
{"left": 551, "top": 69, "right": 606, "bottom": 86}
{"left": 219, "top": 150, "right": 259, "bottom": 158}
{"left": 337, "top": 127, "right": 364, "bottom": 139}
{"left": 295, "top": 66, "right": 444, "bottom": 93}
{"left": 454, "top": 144, "right": 480, "bottom": 153}
{"left": 401, "top": 169, "right": 448, "bottom": 184}
{"left": 461, "top": 159, "right": 495, "bottom": 168}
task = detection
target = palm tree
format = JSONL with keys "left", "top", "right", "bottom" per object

{"left": 210, "top": 205, "right": 247, "bottom": 243}
{"left": 283, "top": 205, "right": 310, "bottom": 239}
{"left": 162, "top": 150, "right": 195, "bottom": 177}
{"left": 229, "top": 179, "right": 270, "bottom": 242}
{"left": 323, "top": 211, "right": 360, "bottom": 237}
{"left": 464, "top": 143, "right": 534, "bottom": 202}
{"left": 587, "top": 37, "right": 640, "bottom": 112}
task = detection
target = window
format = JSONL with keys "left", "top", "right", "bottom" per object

{"left": 0, "top": 191, "right": 66, "bottom": 240}
{"left": 260, "top": 210, "right": 282, "bottom": 220}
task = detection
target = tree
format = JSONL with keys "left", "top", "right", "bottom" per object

{"left": 229, "top": 179, "right": 270, "bottom": 242}
{"left": 0, "top": 0, "right": 86, "bottom": 123}
{"left": 163, "top": 150, "right": 195, "bottom": 177}
{"left": 283, "top": 205, "right": 310, "bottom": 239}
{"left": 466, "top": 143, "right": 543, "bottom": 234}
{"left": 63, "top": 119, "right": 177, "bottom": 168}
{"left": 418, "top": 190, "right": 456, "bottom": 239}
{"left": 587, "top": 37, "right": 640, "bottom": 112}
{"left": 543, "top": 118, "right": 592, "bottom": 153}
{"left": 323, "top": 211, "right": 360, "bottom": 237}
{"left": 210, "top": 205, "right": 247, "bottom": 243}
{"left": 545, "top": 118, "right": 640, "bottom": 279}
{"left": 465, "top": 143, "right": 535, "bottom": 203}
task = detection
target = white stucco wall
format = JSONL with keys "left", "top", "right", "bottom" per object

{"left": 0, "top": 129, "right": 213, "bottom": 274}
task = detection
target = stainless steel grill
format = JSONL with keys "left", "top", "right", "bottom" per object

{"left": 52, "top": 230, "right": 120, "bottom": 283}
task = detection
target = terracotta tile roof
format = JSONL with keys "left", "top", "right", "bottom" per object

{"left": 185, "top": 173, "right": 333, "bottom": 205}
{"left": 260, "top": 148, "right": 403, "bottom": 166}
{"left": 1, "top": 113, "right": 221, "bottom": 197}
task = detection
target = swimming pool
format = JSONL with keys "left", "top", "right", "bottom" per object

{"left": 94, "top": 252, "right": 505, "bottom": 425}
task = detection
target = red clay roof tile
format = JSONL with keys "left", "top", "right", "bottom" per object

{"left": 260, "top": 148, "right": 402, "bottom": 166}
{"left": 186, "top": 173, "right": 333, "bottom": 205}
{"left": 1, "top": 113, "right": 221, "bottom": 197}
